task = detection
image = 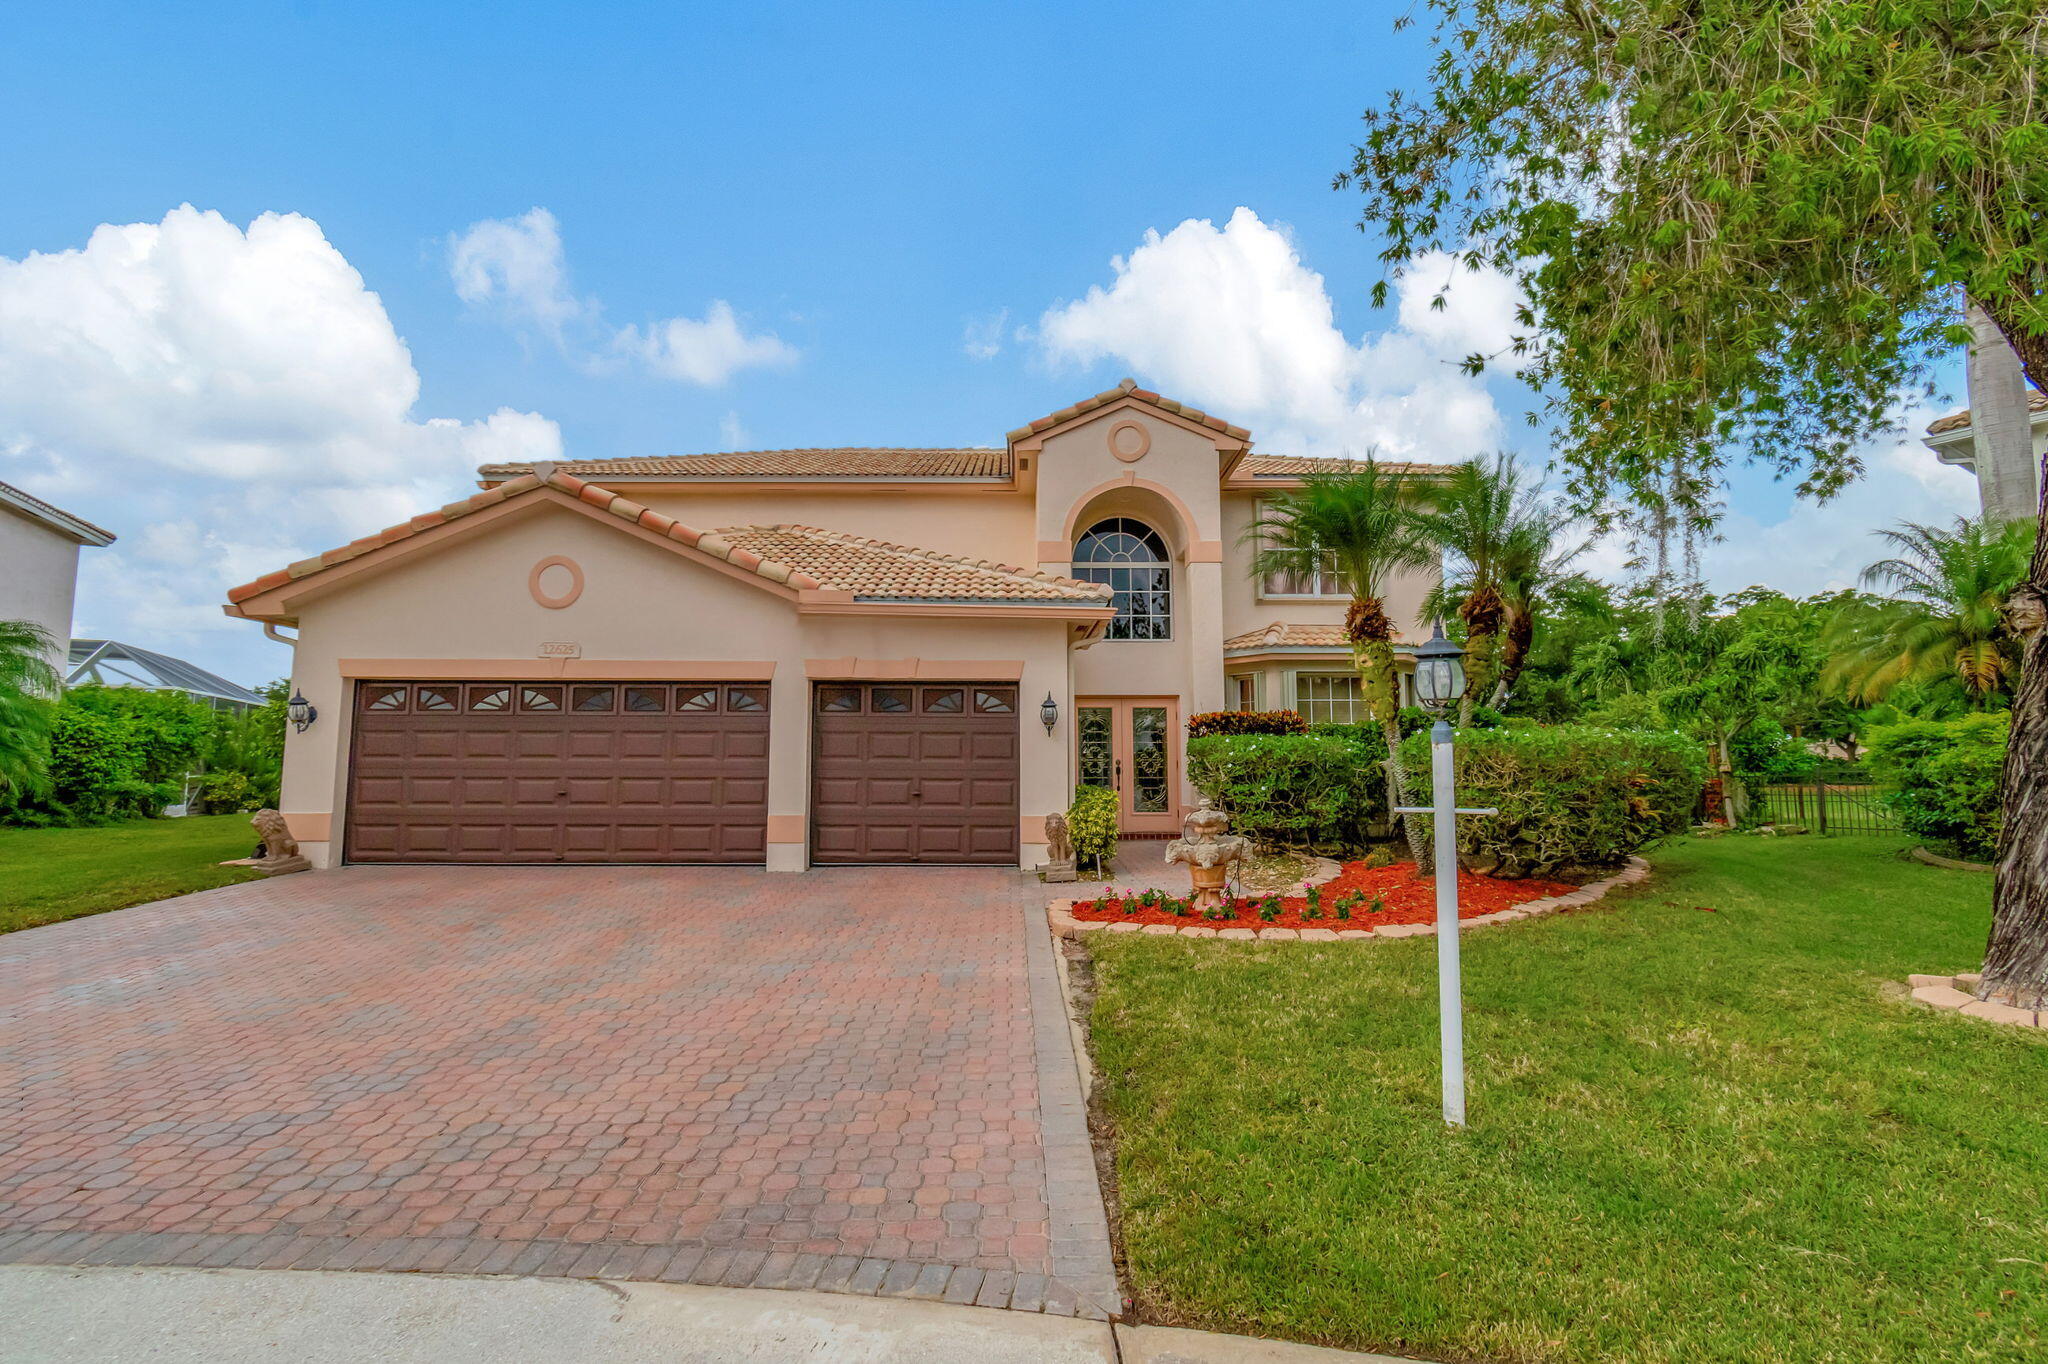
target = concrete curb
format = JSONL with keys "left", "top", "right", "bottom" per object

{"left": 1046, "top": 856, "right": 1652, "bottom": 942}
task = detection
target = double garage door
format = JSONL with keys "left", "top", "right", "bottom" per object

{"left": 344, "top": 678, "right": 1019, "bottom": 866}
{"left": 346, "top": 680, "right": 770, "bottom": 864}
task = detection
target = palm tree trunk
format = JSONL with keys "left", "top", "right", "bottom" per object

{"left": 1490, "top": 605, "right": 1534, "bottom": 710}
{"left": 1968, "top": 300, "right": 2048, "bottom": 1008}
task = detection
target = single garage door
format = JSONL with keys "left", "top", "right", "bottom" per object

{"left": 346, "top": 680, "right": 769, "bottom": 864}
{"left": 811, "top": 682, "right": 1019, "bottom": 864}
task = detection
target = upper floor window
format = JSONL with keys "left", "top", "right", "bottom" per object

{"left": 1256, "top": 501, "right": 1346, "bottom": 596}
{"left": 1073, "top": 517, "right": 1172, "bottom": 641}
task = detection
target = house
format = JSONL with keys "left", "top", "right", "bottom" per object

{"left": 1921, "top": 308, "right": 2044, "bottom": 524}
{"left": 223, "top": 381, "right": 1442, "bottom": 871}
{"left": 0, "top": 478, "right": 115, "bottom": 676}
{"left": 66, "top": 639, "right": 264, "bottom": 712}
{"left": 1923, "top": 388, "right": 2046, "bottom": 524}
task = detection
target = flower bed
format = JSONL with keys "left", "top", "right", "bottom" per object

{"left": 1050, "top": 856, "right": 1652, "bottom": 942}
{"left": 1070, "top": 860, "right": 1579, "bottom": 931}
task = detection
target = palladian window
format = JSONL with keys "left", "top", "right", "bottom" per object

{"left": 1073, "top": 517, "right": 1171, "bottom": 641}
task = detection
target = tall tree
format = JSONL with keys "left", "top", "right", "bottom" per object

{"left": 1490, "top": 505, "right": 1594, "bottom": 709}
{"left": 1345, "top": 0, "right": 2048, "bottom": 1007}
{"left": 1826, "top": 516, "right": 2035, "bottom": 707}
{"left": 1246, "top": 462, "right": 1436, "bottom": 854}
{"left": 1418, "top": 454, "right": 1527, "bottom": 722}
{"left": 0, "top": 619, "right": 61, "bottom": 799}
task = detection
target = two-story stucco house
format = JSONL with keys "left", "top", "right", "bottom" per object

{"left": 224, "top": 381, "right": 1440, "bottom": 871}
{"left": 0, "top": 478, "right": 116, "bottom": 676}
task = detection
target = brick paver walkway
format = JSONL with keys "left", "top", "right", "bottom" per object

{"left": 0, "top": 867, "right": 1115, "bottom": 1316}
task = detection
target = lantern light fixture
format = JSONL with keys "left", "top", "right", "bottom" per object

{"left": 1411, "top": 621, "right": 1467, "bottom": 717}
{"left": 287, "top": 690, "right": 318, "bottom": 733}
{"left": 1040, "top": 692, "right": 1060, "bottom": 735}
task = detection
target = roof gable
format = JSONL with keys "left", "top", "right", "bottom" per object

{"left": 1006, "top": 378, "right": 1251, "bottom": 447}
{"left": 224, "top": 468, "right": 1112, "bottom": 623}
{"left": 0, "top": 479, "right": 116, "bottom": 546}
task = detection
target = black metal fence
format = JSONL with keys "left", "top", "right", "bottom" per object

{"left": 1756, "top": 782, "right": 1899, "bottom": 834}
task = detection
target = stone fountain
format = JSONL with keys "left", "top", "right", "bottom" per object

{"left": 1165, "top": 797, "right": 1251, "bottom": 910}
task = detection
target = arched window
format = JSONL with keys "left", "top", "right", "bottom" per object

{"left": 1073, "top": 517, "right": 1172, "bottom": 640}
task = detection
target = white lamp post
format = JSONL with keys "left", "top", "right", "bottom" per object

{"left": 1395, "top": 622, "right": 1496, "bottom": 1128}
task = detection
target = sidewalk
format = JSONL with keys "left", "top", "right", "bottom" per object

{"left": 0, "top": 1264, "right": 1422, "bottom": 1364}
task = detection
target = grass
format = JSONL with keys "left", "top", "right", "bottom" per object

{"left": 1085, "top": 835, "right": 2044, "bottom": 1364}
{"left": 0, "top": 814, "right": 262, "bottom": 934}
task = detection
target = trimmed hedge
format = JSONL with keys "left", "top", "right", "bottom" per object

{"left": 1187, "top": 732, "right": 1381, "bottom": 853}
{"left": 1187, "top": 709, "right": 1309, "bottom": 737}
{"left": 1865, "top": 714, "right": 2007, "bottom": 861}
{"left": 1399, "top": 725, "right": 1705, "bottom": 878}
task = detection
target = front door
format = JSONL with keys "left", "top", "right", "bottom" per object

{"left": 1076, "top": 697, "right": 1179, "bottom": 835}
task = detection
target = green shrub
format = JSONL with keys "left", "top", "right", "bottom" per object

{"left": 1067, "top": 784, "right": 1120, "bottom": 873}
{"left": 3, "top": 684, "right": 219, "bottom": 825}
{"left": 1865, "top": 714, "right": 2007, "bottom": 861}
{"left": 1186, "top": 709, "right": 1308, "bottom": 737}
{"left": 1187, "top": 733, "right": 1379, "bottom": 853}
{"left": 1399, "top": 725, "right": 1706, "bottom": 878}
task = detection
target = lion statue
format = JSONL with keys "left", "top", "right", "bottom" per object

{"left": 219, "top": 808, "right": 313, "bottom": 876}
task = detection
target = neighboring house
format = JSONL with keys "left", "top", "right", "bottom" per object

{"left": 66, "top": 639, "right": 264, "bottom": 712}
{"left": 223, "top": 380, "right": 1442, "bottom": 872}
{"left": 1923, "top": 389, "right": 2045, "bottom": 523}
{"left": 0, "top": 478, "right": 115, "bottom": 677}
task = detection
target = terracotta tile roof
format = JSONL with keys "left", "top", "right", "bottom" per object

{"left": 0, "top": 478, "right": 116, "bottom": 546}
{"left": 225, "top": 468, "right": 828, "bottom": 605}
{"left": 1233, "top": 454, "right": 1451, "bottom": 478}
{"left": 1224, "top": 622, "right": 1352, "bottom": 651}
{"left": 711, "top": 525, "right": 1114, "bottom": 604}
{"left": 477, "top": 448, "right": 1010, "bottom": 481}
{"left": 1007, "top": 378, "right": 1251, "bottom": 444}
{"left": 1224, "top": 621, "right": 1424, "bottom": 651}
{"left": 223, "top": 469, "right": 1110, "bottom": 611}
{"left": 1925, "top": 390, "right": 2048, "bottom": 435}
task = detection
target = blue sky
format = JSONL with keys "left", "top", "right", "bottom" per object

{"left": 0, "top": 1, "right": 1979, "bottom": 684}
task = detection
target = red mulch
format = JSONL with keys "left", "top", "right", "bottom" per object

{"left": 1070, "top": 860, "right": 1580, "bottom": 931}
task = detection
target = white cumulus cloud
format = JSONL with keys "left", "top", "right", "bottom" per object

{"left": 613, "top": 302, "right": 797, "bottom": 387}
{"left": 451, "top": 208, "right": 795, "bottom": 387}
{"left": 1036, "top": 207, "right": 1522, "bottom": 459}
{"left": 0, "top": 205, "right": 560, "bottom": 680}
{"left": 448, "top": 206, "right": 588, "bottom": 340}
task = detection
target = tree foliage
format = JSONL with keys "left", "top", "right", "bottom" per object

{"left": 1346, "top": 0, "right": 2048, "bottom": 511}
{"left": 1824, "top": 515, "right": 2035, "bottom": 705}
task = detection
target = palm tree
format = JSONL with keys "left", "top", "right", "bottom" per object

{"left": 1417, "top": 455, "right": 1524, "bottom": 723}
{"left": 1825, "top": 516, "right": 2036, "bottom": 707}
{"left": 1245, "top": 460, "right": 1435, "bottom": 854}
{"left": 1490, "top": 509, "right": 1596, "bottom": 709}
{"left": 0, "top": 619, "right": 62, "bottom": 799}
{"left": 1419, "top": 456, "right": 1593, "bottom": 720}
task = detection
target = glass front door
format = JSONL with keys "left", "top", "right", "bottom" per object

{"left": 1075, "top": 698, "right": 1180, "bottom": 834}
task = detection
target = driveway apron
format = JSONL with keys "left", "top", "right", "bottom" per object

{"left": 0, "top": 866, "right": 1115, "bottom": 1315}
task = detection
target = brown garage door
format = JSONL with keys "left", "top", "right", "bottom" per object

{"left": 345, "top": 680, "right": 769, "bottom": 864}
{"left": 811, "top": 682, "right": 1019, "bottom": 865}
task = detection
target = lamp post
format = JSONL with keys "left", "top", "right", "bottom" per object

{"left": 1394, "top": 622, "right": 1496, "bottom": 1128}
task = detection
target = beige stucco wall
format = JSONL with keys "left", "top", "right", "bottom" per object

{"left": 630, "top": 487, "right": 1037, "bottom": 567}
{"left": 275, "top": 500, "right": 1075, "bottom": 871}
{"left": 1217, "top": 490, "right": 1436, "bottom": 644}
{"left": 0, "top": 506, "right": 85, "bottom": 677}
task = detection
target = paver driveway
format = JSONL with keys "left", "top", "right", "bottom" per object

{"left": 0, "top": 866, "right": 1114, "bottom": 1315}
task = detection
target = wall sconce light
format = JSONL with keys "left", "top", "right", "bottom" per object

{"left": 287, "top": 690, "right": 318, "bottom": 733}
{"left": 1040, "top": 692, "right": 1060, "bottom": 735}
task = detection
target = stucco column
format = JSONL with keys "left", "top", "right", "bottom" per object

{"left": 764, "top": 672, "right": 809, "bottom": 872}
{"left": 1186, "top": 559, "right": 1226, "bottom": 717}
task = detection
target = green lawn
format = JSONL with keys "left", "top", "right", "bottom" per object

{"left": 1086, "top": 836, "right": 2043, "bottom": 1364}
{"left": 0, "top": 815, "right": 262, "bottom": 934}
